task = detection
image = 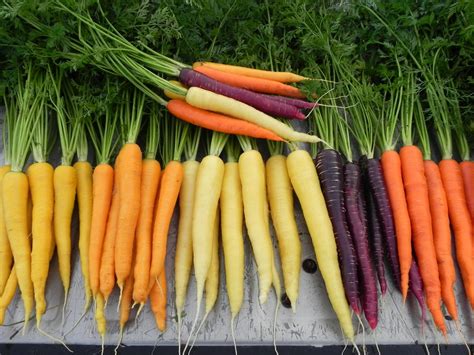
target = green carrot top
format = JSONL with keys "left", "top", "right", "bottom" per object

{"left": 237, "top": 135, "right": 257, "bottom": 153}
{"left": 144, "top": 104, "right": 160, "bottom": 160}
{"left": 8, "top": 64, "right": 46, "bottom": 172}
{"left": 184, "top": 126, "right": 201, "bottom": 162}
{"left": 225, "top": 137, "right": 241, "bottom": 163}
{"left": 160, "top": 112, "right": 189, "bottom": 166}
{"left": 49, "top": 68, "right": 81, "bottom": 166}
{"left": 208, "top": 131, "right": 229, "bottom": 157}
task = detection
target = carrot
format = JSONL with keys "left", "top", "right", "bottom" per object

{"left": 377, "top": 85, "right": 411, "bottom": 299}
{"left": 180, "top": 69, "right": 306, "bottom": 120}
{"left": 50, "top": 70, "right": 81, "bottom": 313}
{"left": 192, "top": 62, "right": 307, "bottom": 83}
{"left": 99, "top": 171, "right": 119, "bottom": 303}
{"left": 184, "top": 87, "right": 321, "bottom": 143}
{"left": 401, "top": 147, "right": 445, "bottom": 334}
{"left": 286, "top": 149, "right": 354, "bottom": 340}
{"left": 87, "top": 108, "right": 117, "bottom": 298}
{"left": 167, "top": 99, "right": 284, "bottom": 141}
{"left": 266, "top": 142, "right": 301, "bottom": 311}
{"left": 399, "top": 76, "right": 444, "bottom": 333}
{"left": 74, "top": 124, "right": 93, "bottom": 311}
{"left": 185, "top": 132, "right": 227, "bottom": 353}
{"left": 237, "top": 137, "right": 275, "bottom": 304}
{"left": 149, "top": 116, "right": 188, "bottom": 289}
{"left": 439, "top": 160, "right": 473, "bottom": 308}
{"left": 28, "top": 141, "right": 54, "bottom": 327}
{"left": 174, "top": 128, "right": 201, "bottom": 353}
{"left": 460, "top": 161, "right": 474, "bottom": 223}
{"left": 0, "top": 268, "right": 18, "bottom": 325}
{"left": 220, "top": 139, "right": 244, "bottom": 323}
{"left": 193, "top": 65, "right": 306, "bottom": 98}
{"left": 424, "top": 161, "right": 457, "bottom": 318}
{"left": 414, "top": 102, "right": 457, "bottom": 319}
{"left": 150, "top": 269, "right": 167, "bottom": 332}
{"left": 133, "top": 113, "right": 161, "bottom": 308}
{"left": 3, "top": 65, "right": 43, "bottom": 329}
{"left": 427, "top": 78, "right": 474, "bottom": 310}
{"left": 0, "top": 165, "right": 12, "bottom": 295}
{"left": 115, "top": 88, "right": 145, "bottom": 291}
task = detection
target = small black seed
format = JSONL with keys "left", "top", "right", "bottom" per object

{"left": 302, "top": 258, "right": 318, "bottom": 273}
{"left": 444, "top": 315, "right": 452, "bottom": 321}
{"left": 281, "top": 293, "right": 292, "bottom": 309}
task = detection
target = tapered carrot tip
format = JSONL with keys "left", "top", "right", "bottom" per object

{"left": 155, "top": 315, "right": 166, "bottom": 332}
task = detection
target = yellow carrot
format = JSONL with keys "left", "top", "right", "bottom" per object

{"left": 287, "top": 149, "right": 354, "bottom": 340}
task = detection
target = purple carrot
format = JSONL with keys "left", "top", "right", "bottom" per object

{"left": 260, "top": 94, "right": 317, "bottom": 110}
{"left": 344, "top": 162, "right": 378, "bottom": 329}
{"left": 315, "top": 149, "right": 360, "bottom": 314}
{"left": 361, "top": 156, "right": 387, "bottom": 295}
{"left": 366, "top": 158, "right": 401, "bottom": 289}
{"left": 408, "top": 259, "right": 426, "bottom": 325}
{"left": 179, "top": 68, "right": 306, "bottom": 120}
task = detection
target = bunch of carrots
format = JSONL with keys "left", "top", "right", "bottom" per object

{"left": 0, "top": 1, "right": 473, "bottom": 353}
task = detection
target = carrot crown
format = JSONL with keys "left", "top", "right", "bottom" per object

{"left": 225, "top": 137, "right": 241, "bottom": 163}
{"left": 377, "top": 79, "right": 403, "bottom": 153}
{"left": 49, "top": 68, "right": 81, "bottom": 166}
{"left": 184, "top": 127, "right": 201, "bottom": 162}
{"left": 88, "top": 103, "right": 117, "bottom": 166}
{"left": 413, "top": 96, "right": 431, "bottom": 161}
{"left": 237, "top": 135, "right": 257, "bottom": 153}
{"left": 336, "top": 108, "right": 353, "bottom": 163}
{"left": 144, "top": 105, "right": 160, "bottom": 160}
{"left": 160, "top": 113, "right": 188, "bottom": 166}
{"left": 7, "top": 64, "right": 45, "bottom": 172}
{"left": 346, "top": 80, "right": 377, "bottom": 159}
{"left": 400, "top": 72, "right": 416, "bottom": 147}
{"left": 120, "top": 87, "right": 145, "bottom": 145}
{"left": 267, "top": 140, "right": 284, "bottom": 156}
{"left": 449, "top": 82, "right": 470, "bottom": 161}
{"left": 208, "top": 131, "right": 229, "bottom": 157}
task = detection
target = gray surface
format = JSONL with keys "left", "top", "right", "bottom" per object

{"left": 0, "top": 110, "right": 472, "bottom": 347}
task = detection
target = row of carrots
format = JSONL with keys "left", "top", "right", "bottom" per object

{"left": 0, "top": 60, "right": 473, "bottom": 355}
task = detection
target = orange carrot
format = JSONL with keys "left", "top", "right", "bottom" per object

{"left": 167, "top": 100, "right": 284, "bottom": 141}
{"left": 460, "top": 161, "right": 474, "bottom": 224}
{"left": 149, "top": 161, "right": 183, "bottom": 289}
{"left": 439, "top": 159, "right": 474, "bottom": 309}
{"left": 150, "top": 269, "right": 167, "bottom": 332}
{"left": 194, "top": 65, "right": 306, "bottom": 98}
{"left": 99, "top": 179, "right": 120, "bottom": 302}
{"left": 133, "top": 158, "right": 161, "bottom": 305}
{"left": 424, "top": 160, "right": 457, "bottom": 319}
{"left": 89, "top": 164, "right": 114, "bottom": 297}
{"left": 380, "top": 150, "right": 411, "bottom": 299}
{"left": 115, "top": 143, "right": 142, "bottom": 290}
{"left": 193, "top": 62, "right": 307, "bottom": 83}
{"left": 400, "top": 145, "right": 445, "bottom": 334}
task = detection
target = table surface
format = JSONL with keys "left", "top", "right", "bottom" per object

{"left": 0, "top": 109, "right": 472, "bottom": 348}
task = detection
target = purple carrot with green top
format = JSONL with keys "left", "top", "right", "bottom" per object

{"left": 179, "top": 68, "right": 306, "bottom": 120}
